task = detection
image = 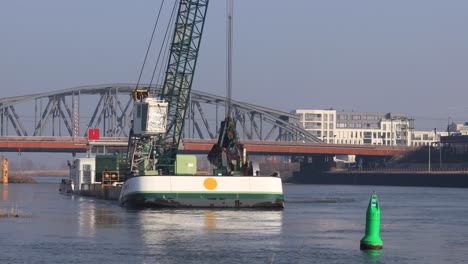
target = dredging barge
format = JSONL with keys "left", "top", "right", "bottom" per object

{"left": 60, "top": 0, "right": 284, "bottom": 208}
{"left": 60, "top": 152, "right": 284, "bottom": 208}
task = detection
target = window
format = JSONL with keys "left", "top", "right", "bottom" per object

{"left": 82, "top": 164, "right": 91, "bottom": 178}
{"left": 137, "top": 105, "right": 142, "bottom": 118}
{"left": 304, "top": 122, "right": 314, "bottom": 129}
{"left": 305, "top": 113, "right": 321, "bottom": 121}
{"left": 298, "top": 113, "right": 304, "bottom": 121}
{"left": 310, "top": 130, "right": 321, "bottom": 137}
{"left": 304, "top": 122, "right": 322, "bottom": 129}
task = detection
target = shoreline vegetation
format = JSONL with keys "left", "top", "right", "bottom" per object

{"left": 7, "top": 176, "right": 37, "bottom": 184}
{"left": 2, "top": 170, "right": 68, "bottom": 184}
{"left": 9, "top": 170, "right": 69, "bottom": 177}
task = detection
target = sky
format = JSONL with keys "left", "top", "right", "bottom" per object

{"left": 1, "top": 0, "right": 468, "bottom": 132}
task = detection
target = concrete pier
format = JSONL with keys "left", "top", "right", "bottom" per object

{"left": 293, "top": 170, "right": 468, "bottom": 188}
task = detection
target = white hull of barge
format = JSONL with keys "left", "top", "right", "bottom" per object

{"left": 119, "top": 176, "right": 284, "bottom": 208}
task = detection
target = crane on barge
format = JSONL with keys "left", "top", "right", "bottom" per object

{"left": 127, "top": 0, "right": 251, "bottom": 177}
{"left": 119, "top": 0, "right": 284, "bottom": 208}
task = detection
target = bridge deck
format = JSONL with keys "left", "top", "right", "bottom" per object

{"left": 0, "top": 137, "right": 411, "bottom": 156}
{"left": 183, "top": 139, "right": 410, "bottom": 156}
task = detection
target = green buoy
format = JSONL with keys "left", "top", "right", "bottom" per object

{"left": 360, "top": 191, "right": 383, "bottom": 250}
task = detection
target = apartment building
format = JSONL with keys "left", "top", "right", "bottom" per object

{"left": 294, "top": 109, "right": 446, "bottom": 146}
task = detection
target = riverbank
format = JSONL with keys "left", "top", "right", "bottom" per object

{"left": 292, "top": 170, "right": 468, "bottom": 188}
{"left": 2, "top": 169, "right": 68, "bottom": 184}
{"left": 9, "top": 169, "right": 68, "bottom": 177}
{"left": 4, "top": 175, "right": 37, "bottom": 184}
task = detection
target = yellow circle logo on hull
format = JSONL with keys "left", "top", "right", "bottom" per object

{"left": 203, "top": 177, "right": 218, "bottom": 190}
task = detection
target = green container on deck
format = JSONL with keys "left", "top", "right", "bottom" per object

{"left": 137, "top": 159, "right": 158, "bottom": 175}
{"left": 175, "top": 155, "right": 197, "bottom": 175}
{"left": 95, "top": 155, "right": 118, "bottom": 182}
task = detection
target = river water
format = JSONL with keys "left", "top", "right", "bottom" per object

{"left": 1, "top": 181, "right": 467, "bottom": 264}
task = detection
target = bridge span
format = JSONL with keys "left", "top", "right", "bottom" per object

{"left": 0, "top": 136, "right": 411, "bottom": 156}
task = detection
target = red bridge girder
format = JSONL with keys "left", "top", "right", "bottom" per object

{"left": 0, "top": 136, "right": 88, "bottom": 153}
{"left": 183, "top": 139, "right": 410, "bottom": 156}
{"left": 0, "top": 137, "right": 411, "bottom": 156}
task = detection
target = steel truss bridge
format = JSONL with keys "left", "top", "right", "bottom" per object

{"left": 0, "top": 84, "right": 321, "bottom": 143}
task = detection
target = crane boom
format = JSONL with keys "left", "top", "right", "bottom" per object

{"left": 127, "top": 0, "right": 209, "bottom": 176}
{"left": 158, "top": 0, "right": 209, "bottom": 173}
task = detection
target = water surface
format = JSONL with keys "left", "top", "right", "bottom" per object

{"left": 0, "top": 183, "right": 467, "bottom": 263}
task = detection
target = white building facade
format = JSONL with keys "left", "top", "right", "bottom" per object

{"left": 294, "top": 109, "right": 448, "bottom": 147}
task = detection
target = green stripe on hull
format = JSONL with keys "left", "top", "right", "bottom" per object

{"left": 125, "top": 191, "right": 284, "bottom": 200}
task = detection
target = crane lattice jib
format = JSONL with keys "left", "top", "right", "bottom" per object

{"left": 158, "top": 0, "right": 209, "bottom": 172}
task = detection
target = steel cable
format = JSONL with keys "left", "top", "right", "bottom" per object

{"left": 134, "top": 0, "right": 166, "bottom": 92}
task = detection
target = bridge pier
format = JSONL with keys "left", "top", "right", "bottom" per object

{"left": 290, "top": 154, "right": 334, "bottom": 182}
{"left": 290, "top": 154, "right": 395, "bottom": 183}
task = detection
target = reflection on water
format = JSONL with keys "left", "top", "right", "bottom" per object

{"left": 76, "top": 197, "right": 124, "bottom": 238}
{"left": 204, "top": 210, "right": 217, "bottom": 230}
{"left": 134, "top": 209, "right": 283, "bottom": 231}
{"left": 1, "top": 184, "right": 8, "bottom": 201}
{"left": 135, "top": 208, "right": 283, "bottom": 235}
{"left": 363, "top": 250, "right": 382, "bottom": 264}
{"left": 131, "top": 209, "right": 283, "bottom": 263}
{"left": 77, "top": 197, "right": 97, "bottom": 237}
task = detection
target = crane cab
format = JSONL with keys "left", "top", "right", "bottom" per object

{"left": 132, "top": 98, "right": 168, "bottom": 136}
